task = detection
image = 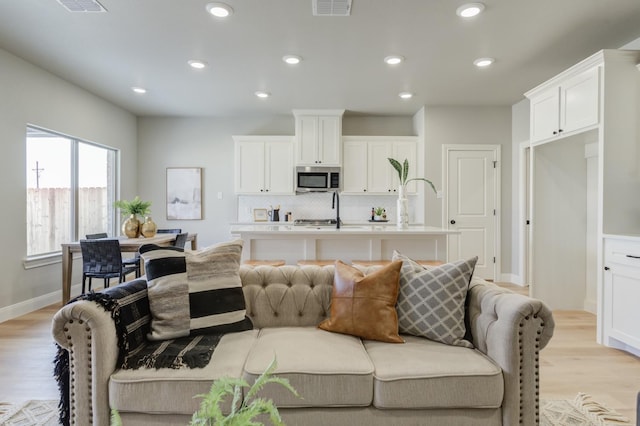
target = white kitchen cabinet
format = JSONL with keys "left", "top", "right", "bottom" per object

{"left": 603, "top": 236, "right": 640, "bottom": 356}
{"left": 234, "top": 136, "right": 294, "bottom": 195}
{"left": 528, "top": 67, "right": 599, "bottom": 144}
{"left": 524, "top": 50, "right": 640, "bottom": 353}
{"left": 342, "top": 136, "right": 418, "bottom": 195}
{"left": 293, "top": 110, "right": 344, "bottom": 166}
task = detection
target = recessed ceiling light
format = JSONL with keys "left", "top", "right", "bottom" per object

{"left": 131, "top": 87, "right": 147, "bottom": 94}
{"left": 255, "top": 91, "right": 270, "bottom": 98}
{"left": 384, "top": 55, "right": 404, "bottom": 65}
{"left": 399, "top": 92, "right": 413, "bottom": 99}
{"left": 283, "top": 55, "right": 302, "bottom": 65}
{"left": 188, "top": 60, "right": 207, "bottom": 69}
{"left": 456, "top": 3, "right": 485, "bottom": 18}
{"left": 473, "top": 57, "right": 494, "bottom": 67}
{"left": 206, "top": 2, "right": 233, "bottom": 18}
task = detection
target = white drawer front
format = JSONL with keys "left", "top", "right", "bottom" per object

{"left": 605, "top": 238, "right": 640, "bottom": 268}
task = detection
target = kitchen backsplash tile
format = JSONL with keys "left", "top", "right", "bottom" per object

{"left": 237, "top": 193, "right": 418, "bottom": 223}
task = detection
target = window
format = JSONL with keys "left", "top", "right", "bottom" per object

{"left": 26, "top": 126, "right": 117, "bottom": 256}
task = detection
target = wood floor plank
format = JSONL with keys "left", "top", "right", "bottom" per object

{"left": 0, "top": 287, "right": 637, "bottom": 423}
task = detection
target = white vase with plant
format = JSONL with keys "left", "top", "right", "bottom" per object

{"left": 113, "top": 196, "right": 152, "bottom": 238}
{"left": 388, "top": 158, "right": 436, "bottom": 228}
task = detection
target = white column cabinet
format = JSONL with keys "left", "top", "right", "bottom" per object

{"left": 524, "top": 50, "right": 640, "bottom": 356}
{"left": 342, "top": 136, "right": 418, "bottom": 195}
{"left": 234, "top": 136, "right": 294, "bottom": 195}
{"left": 293, "top": 110, "right": 344, "bottom": 166}
{"left": 528, "top": 67, "right": 600, "bottom": 144}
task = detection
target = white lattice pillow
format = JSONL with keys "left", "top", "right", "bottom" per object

{"left": 392, "top": 250, "right": 477, "bottom": 348}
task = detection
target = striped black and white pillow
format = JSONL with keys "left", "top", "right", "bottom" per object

{"left": 139, "top": 240, "right": 252, "bottom": 341}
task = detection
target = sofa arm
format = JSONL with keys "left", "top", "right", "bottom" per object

{"left": 466, "top": 278, "right": 554, "bottom": 426}
{"left": 52, "top": 279, "right": 149, "bottom": 426}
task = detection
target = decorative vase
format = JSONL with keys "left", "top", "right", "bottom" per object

{"left": 140, "top": 216, "right": 157, "bottom": 238}
{"left": 122, "top": 214, "right": 140, "bottom": 238}
{"left": 397, "top": 185, "right": 409, "bottom": 229}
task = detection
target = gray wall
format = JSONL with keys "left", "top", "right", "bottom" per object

{"left": 419, "top": 106, "right": 513, "bottom": 278}
{"left": 0, "top": 47, "right": 137, "bottom": 317}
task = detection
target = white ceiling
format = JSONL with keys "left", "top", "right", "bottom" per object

{"left": 1, "top": 0, "right": 640, "bottom": 117}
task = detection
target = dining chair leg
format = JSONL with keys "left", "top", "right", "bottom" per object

{"left": 104, "top": 278, "right": 109, "bottom": 288}
{"left": 82, "top": 274, "right": 87, "bottom": 294}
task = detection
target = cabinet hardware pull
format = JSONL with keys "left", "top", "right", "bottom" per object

{"left": 625, "top": 254, "right": 640, "bottom": 259}
{"left": 558, "top": 129, "right": 563, "bottom": 133}
{"left": 553, "top": 131, "right": 557, "bottom": 135}
{"left": 604, "top": 266, "right": 610, "bottom": 271}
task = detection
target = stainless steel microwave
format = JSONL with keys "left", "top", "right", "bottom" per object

{"left": 295, "top": 166, "right": 341, "bottom": 193}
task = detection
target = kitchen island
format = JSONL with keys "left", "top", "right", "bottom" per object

{"left": 229, "top": 224, "right": 458, "bottom": 265}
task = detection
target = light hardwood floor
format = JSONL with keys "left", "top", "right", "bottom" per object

{"left": 0, "top": 286, "right": 638, "bottom": 423}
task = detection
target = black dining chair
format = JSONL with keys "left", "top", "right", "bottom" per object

{"left": 157, "top": 228, "right": 182, "bottom": 234}
{"left": 87, "top": 232, "right": 141, "bottom": 277}
{"left": 80, "top": 239, "right": 139, "bottom": 293}
{"left": 174, "top": 232, "right": 188, "bottom": 249}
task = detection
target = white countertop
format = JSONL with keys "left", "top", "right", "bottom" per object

{"left": 230, "top": 224, "right": 458, "bottom": 235}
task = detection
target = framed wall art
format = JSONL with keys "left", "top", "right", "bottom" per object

{"left": 253, "top": 208, "right": 268, "bottom": 222}
{"left": 166, "top": 167, "right": 202, "bottom": 220}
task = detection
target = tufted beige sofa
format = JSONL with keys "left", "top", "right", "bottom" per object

{"left": 52, "top": 265, "right": 554, "bottom": 426}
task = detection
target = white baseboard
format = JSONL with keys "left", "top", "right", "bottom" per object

{"left": 0, "top": 284, "right": 80, "bottom": 323}
{"left": 583, "top": 298, "right": 597, "bottom": 314}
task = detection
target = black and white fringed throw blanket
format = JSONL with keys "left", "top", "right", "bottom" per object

{"left": 53, "top": 280, "right": 222, "bottom": 426}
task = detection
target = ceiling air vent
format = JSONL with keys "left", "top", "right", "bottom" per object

{"left": 57, "top": 0, "right": 107, "bottom": 12}
{"left": 313, "top": 0, "right": 352, "bottom": 16}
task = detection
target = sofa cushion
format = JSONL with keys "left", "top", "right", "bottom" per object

{"left": 393, "top": 251, "right": 477, "bottom": 348}
{"left": 109, "top": 329, "right": 258, "bottom": 415}
{"left": 365, "top": 335, "right": 503, "bottom": 409}
{"left": 318, "top": 260, "right": 403, "bottom": 343}
{"left": 139, "top": 240, "right": 252, "bottom": 341}
{"left": 244, "top": 327, "right": 374, "bottom": 407}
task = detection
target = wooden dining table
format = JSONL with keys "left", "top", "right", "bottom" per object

{"left": 60, "top": 233, "right": 198, "bottom": 304}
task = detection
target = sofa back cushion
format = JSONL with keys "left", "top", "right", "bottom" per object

{"left": 140, "top": 240, "right": 252, "bottom": 341}
{"left": 240, "top": 265, "right": 334, "bottom": 328}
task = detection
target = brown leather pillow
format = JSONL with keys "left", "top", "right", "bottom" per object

{"left": 318, "top": 260, "right": 404, "bottom": 343}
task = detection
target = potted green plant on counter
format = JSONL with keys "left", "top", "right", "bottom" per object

{"left": 114, "top": 196, "right": 152, "bottom": 238}
{"left": 388, "top": 158, "right": 436, "bottom": 228}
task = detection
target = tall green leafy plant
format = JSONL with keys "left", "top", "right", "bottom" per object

{"left": 388, "top": 158, "right": 436, "bottom": 194}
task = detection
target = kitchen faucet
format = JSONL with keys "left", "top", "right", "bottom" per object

{"left": 332, "top": 191, "right": 341, "bottom": 229}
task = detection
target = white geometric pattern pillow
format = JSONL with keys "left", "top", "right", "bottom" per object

{"left": 392, "top": 251, "right": 477, "bottom": 348}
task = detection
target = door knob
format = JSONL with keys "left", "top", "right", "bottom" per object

{"left": 450, "top": 219, "right": 456, "bottom": 225}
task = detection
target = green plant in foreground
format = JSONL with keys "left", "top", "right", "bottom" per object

{"left": 113, "top": 196, "right": 152, "bottom": 217}
{"left": 388, "top": 157, "right": 436, "bottom": 194}
{"left": 190, "top": 357, "right": 299, "bottom": 426}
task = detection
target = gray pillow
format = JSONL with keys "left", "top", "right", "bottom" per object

{"left": 392, "top": 250, "right": 477, "bottom": 348}
{"left": 140, "top": 240, "right": 252, "bottom": 341}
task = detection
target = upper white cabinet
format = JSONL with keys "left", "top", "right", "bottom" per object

{"left": 234, "top": 136, "right": 294, "bottom": 195}
{"left": 342, "top": 136, "right": 418, "bottom": 195}
{"left": 293, "top": 110, "right": 344, "bottom": 166}
{"left": 528, "top": 67, "right": 600, "bottom": 144}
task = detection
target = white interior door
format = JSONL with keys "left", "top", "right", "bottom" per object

{"left": 445, "top": 146, "right": 499, "bottom": 280}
